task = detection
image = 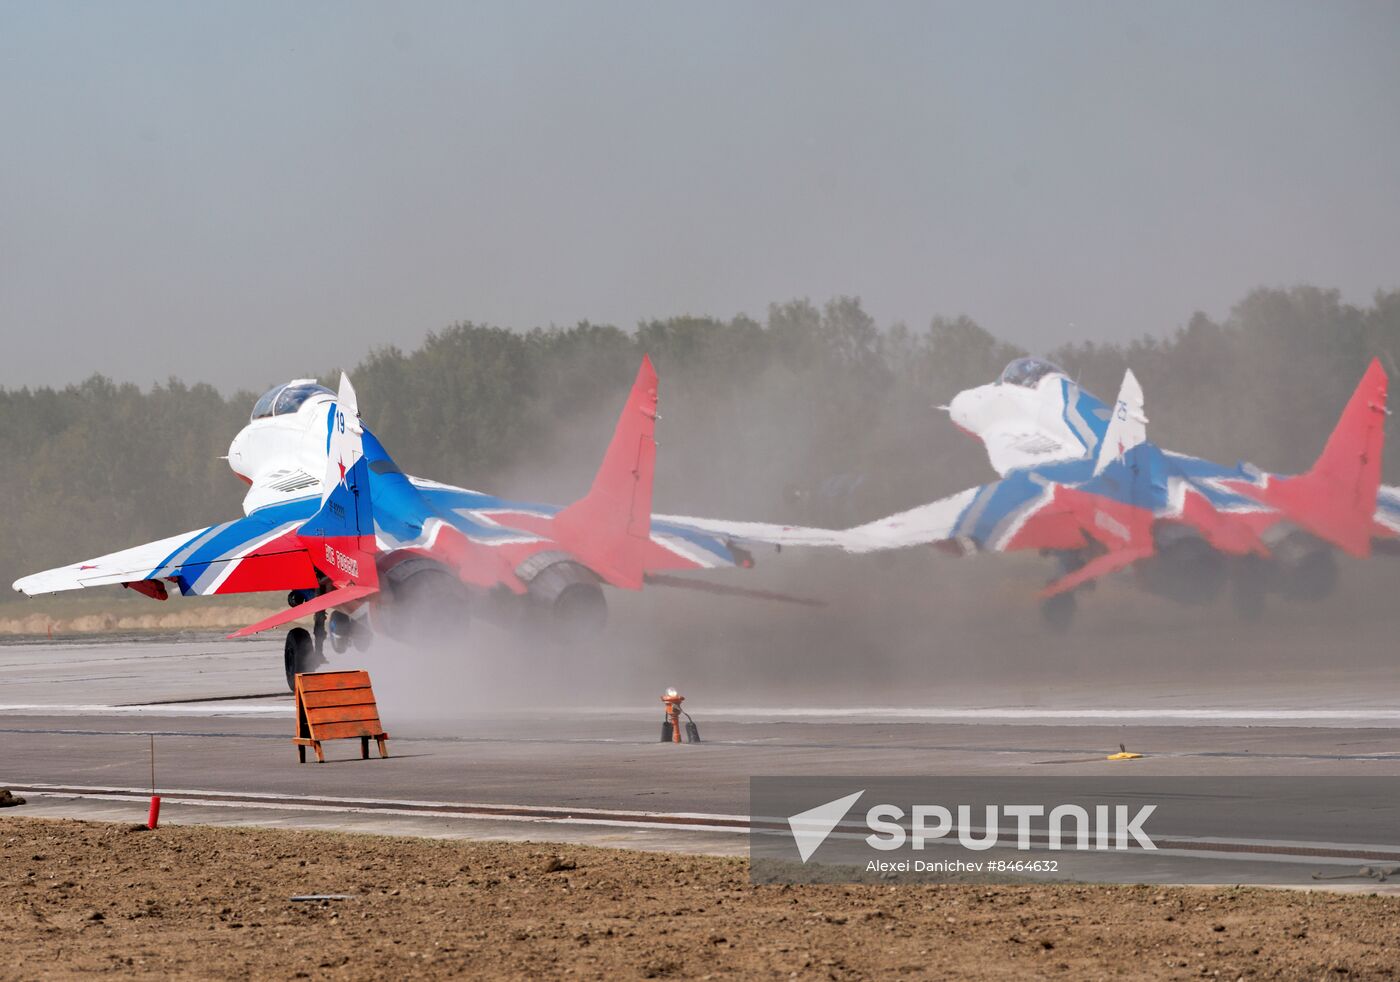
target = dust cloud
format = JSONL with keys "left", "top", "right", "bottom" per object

{"left": 344, "top": 363, "right": 1400, "bottom": 724}
{"left": 345, "top": 546, "right": 1399, "bottom": 728}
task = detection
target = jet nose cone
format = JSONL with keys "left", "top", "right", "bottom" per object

{"left": 227, "top": 429, "right": 251, "bottom": 483}
{"left": 948, "top": 388, "right": 983, "bottom": 431}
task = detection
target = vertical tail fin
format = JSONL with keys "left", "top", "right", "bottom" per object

{"left": 551, "top": 356, "right": 659, "bottom": 589}
{"left": 231, "top": 374, "right": 380, "bottom": 637}
{"left": 1094, "top": 369, "right": 1148, "bottom": 475}
{"left": 296, "top": 373, "right": 379, "bottom": 588}
{"left": 1248, "top": 358, "right": 1388, "bottom": 557}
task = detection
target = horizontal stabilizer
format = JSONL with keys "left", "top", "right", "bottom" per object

{"left": 1243, "top": 358, "right": 1388, "bottom": 557}
{"left": 227, "top": 583, "right": 378, "bottom": 638}
{"left": 1177, "top": 488, "right": 1268, "bottom": 557}
{"left": 1039, "top": 484, "right": 1156, "bottom": 595}
{"left": 1039, "top": 547, "right": 1152, "bottom": 598}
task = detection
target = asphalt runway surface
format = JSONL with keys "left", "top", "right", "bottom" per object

{"left": 5, "top": 634, "right": 1400, "bottom": 884}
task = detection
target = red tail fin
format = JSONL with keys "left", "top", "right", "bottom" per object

{"left": 1250, "top": 358, "right": 1388, "bottom": 557}
{"left": 552, "top": 356, "right": 659, "bottom": 589}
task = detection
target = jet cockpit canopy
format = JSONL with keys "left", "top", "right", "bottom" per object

{"left": 998, "top": 357, "right": 1066, "bottom": 389}
{"left": 250, "top": 380, "right": 335, "bottom": 422}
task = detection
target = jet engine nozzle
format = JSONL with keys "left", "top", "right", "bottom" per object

{"left": 525, "top": 559, "right": 607, "bottom": 642}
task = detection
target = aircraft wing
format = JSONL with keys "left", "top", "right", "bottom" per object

{"left": 12, "top": 500, "right": 321, "bottom": 599}
{"left": 831, "top": 468, "right": 1154, "bottom": 597}
{"left": 838, "top": 488, "right": 985, "bottom": 553}
{"left": 650, "top": 514, "right": 849, "bottom": 552}
{"left": 409, "top": 489, "right": 847, "bottom": 575}
{"left": 1376, "top": 485, "right": 1400, "bottom": 539}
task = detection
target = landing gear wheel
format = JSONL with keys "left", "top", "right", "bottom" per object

{"left": 1040, "top": 592, "right": 1077, "bottom": 633}
{"left": 284, "top": 627, "right": 318, "bottom": 693}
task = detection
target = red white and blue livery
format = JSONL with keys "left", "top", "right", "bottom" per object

{"left": 843, "top": 356, "right": 1398, "bottom": 627}
{"left": 13, "top": 359, "right": 837, "bottom": 687}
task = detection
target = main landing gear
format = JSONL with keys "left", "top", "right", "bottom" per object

{"left": 283, "top": 627, "right": 326, "bottom": 692}
{"left": 283, "top": 588, "right": 329, "bottom": 692}
{"left": 1039, "top": 550, "right": 1087, "bottom": 632}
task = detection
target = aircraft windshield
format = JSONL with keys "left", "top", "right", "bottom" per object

{"left": 998, "top": 357, "right": 1066, "bottom": 388}
{"left": 250, "top": 380, "right": 335, "bottom": 422}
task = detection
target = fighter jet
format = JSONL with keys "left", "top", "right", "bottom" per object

{"left": 13, "top": 359, "right": 837, "bottom": 688}
{"left": 842, "top": 356, "right": 1398, "bottom": 627}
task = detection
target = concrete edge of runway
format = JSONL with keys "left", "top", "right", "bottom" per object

{"left": 8, "top": 791, "right": 1400, "bottom": 897}
{"left": 12, "top": 700, "right": 1400, "bottom": 728}
{"left": 5, "top": 788, "right": 749, "bottom": 857}
{"left": 12, "top": 783, "right": 1400, "bottom": 885}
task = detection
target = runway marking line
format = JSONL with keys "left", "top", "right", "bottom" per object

{"left": 9, "top": 782, "right": 750, "bottom": 835}
{"left": 13, "top": 700, "right": 1400, "bottom": 722}
{"left": 11, "top": 782, "right": 1400, "bottom": 868}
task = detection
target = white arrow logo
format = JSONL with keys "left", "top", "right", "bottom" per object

{"left": 787, "top": 790, "right": 865, "bottom": 862}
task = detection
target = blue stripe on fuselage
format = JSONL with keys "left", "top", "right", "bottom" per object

{"left": 409, "top": 481, "right": 736, "bottom": 564}
{"left": 1158, "top": 452, "right": 1272, "bottom": 510}
{"left": 956, "top": 457, "right": 1090, "bottom": 547}
{"left": 1060, "top": 379, "right": 1109, "bottom": 458}
{"left": 158, "top": 497, "right": 320, "bottom": 593}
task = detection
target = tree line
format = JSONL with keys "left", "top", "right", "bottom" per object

{"left": 2, "top": 285, "right": 1398, "bottom": 594}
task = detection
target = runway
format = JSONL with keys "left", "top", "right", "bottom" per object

{"left": 5, "top": 635, "right": 1400, "bottom": 877}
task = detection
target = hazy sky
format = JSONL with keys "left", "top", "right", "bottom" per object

{"left": 2, "top": 1, "right": 1398, "bottom": 391}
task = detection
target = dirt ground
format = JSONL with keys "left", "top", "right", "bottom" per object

{"left": 2, "top": 817, "right": 1398, "bottom": 980}
{"left": 0, "top": 602, "right": 279, "bottom": 638}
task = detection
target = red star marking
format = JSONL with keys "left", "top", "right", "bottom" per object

{"left": 337, "top": 457, "right": 347, "bottom": 486}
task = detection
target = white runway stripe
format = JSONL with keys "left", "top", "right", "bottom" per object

{"left": 0, "top": 702, "right": 290, "bottom": 716}
{"left": 13, "top": 783, "right": 749, "bottom": 835}
{"left": 14, "top": 783, "right": 1400, "bottom": 868}
{"left": 573, "top": 706, "right": 1400, "bottom": 726}
{"left": 7, "top": 701, "right": 1400, "bottom": 725}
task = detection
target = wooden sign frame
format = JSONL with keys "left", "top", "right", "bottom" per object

{"left": 293, "top": 670, "right": 389, "bottom": 763}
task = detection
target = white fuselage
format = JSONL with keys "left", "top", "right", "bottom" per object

{"left": 226, "top": 395, "right": 336, "bottom": 514}
{"left": 948, "top": 373, "right": 1105, "bottom": 476}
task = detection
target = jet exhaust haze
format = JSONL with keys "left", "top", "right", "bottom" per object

{"left": 342, "top": 354, "right": 1400, "bottom": 727}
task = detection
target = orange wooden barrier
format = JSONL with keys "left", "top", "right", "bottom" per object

{"left": 293, "top": 670, "right": 389, "bottom": 763}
